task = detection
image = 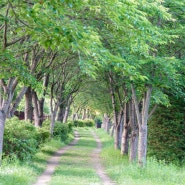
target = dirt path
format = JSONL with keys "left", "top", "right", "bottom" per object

{"left": 32, "top": 131, "right": 80, "bottom": 185}
{"left": 32, "top": 129, "right": 115, "bottom": 185}
{"left": 91, "top": 131, "right": 115, "bottom": 185}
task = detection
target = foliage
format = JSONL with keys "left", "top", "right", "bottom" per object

{"left": 42, "top": 120, "right": 74, "bottom": 142}
{"left": 148, "top": 96, "right": 185, "bottom": 165}
{"left": 73, "top": 119, "right": 95, "bottom": 127}
{"left": 53, "top": 122, "right": 70, "bottom": 142}
{"left": 3, "top": 117, "right": 51, "bottom": 161}
{"left": 3, "top": 117, "right": 39, "bottom": 161}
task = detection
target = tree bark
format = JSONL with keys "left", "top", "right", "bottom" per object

{"left": 25, "top": 87, "right": 33, "bottom": 121}
{"left": 129, "top": 98, "right": 138, "bottom": 162}
{"left": 57, "top": 104, "right": 65, "bottom": 122}
{"left": 50, "top": 103, "right": 59, "bottom": 136}
{"left": 0, "top": 111, "right": 6, "bottom": 165}
{"left": 131, "top": 84, "right": 152, "bottom": 167}
{"left": 118, "top": 110, "right": 124, "bottom": 148}
{"left": 121, "top": 102, "right": 130, "bottom": 155}
{"left": 108, "top": 72, "right": 119, "bottom": 149}
{"left": 9, "top": 87, "right": 28, "bottom": 118}
{"left": 63, "top": 96, "right": 72, "bottom": 123}
{"left": 32, "top": 91, "right": 41, "bottom": 127}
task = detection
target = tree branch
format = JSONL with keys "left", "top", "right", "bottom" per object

{"left": 3, "top": 4, "right": 10, "bottom": 49}
{"left": 6, "top": 36, "right": 26, "bottom": 47}
{"left": 148, "top": 104, "right": 158, "bottom": 119}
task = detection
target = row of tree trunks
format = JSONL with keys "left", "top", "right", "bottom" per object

{"left": 108, "top": 83, "right": 152, "bottom": 167}
{"left": 102, "top": 113, "right": 111, "bottom": 134}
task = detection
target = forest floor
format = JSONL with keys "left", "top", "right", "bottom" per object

{"left": 32, "top": 128, "right": 115, "bottom": 185}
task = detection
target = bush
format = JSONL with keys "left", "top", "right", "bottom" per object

{"left": 148, "top": 96, "right": 185, "bottom": 165}
{"left": 36, "top": 127, "right": 50, "bottom": 145}
{"left": 84, "top": 119, "right": 95, "bottom": 127}
{"left": 42, "top": 120, "right": 73, "bottom": 142}
{"left": 3, "top": 117, "right": 39, "bottom": 161}
{"left": 67, "top": 121, "right": 74, "bottom": 133}
{"left": 72, "top": 119, "right": 95, "bottom": 127}
{"left": 53, "top": 121, "right": 69, "bottom": 141}
{"left": 73, "top": 120, "right": 85, "bottom": 127}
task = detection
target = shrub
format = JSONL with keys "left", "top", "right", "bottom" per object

{"left": 72, "top": 119, "right": 95, "bottom": 127}
{"left": 3, "top": 117, "right": 38, "bottom": 161}
{"left": 36, "top": 127, "right": 50, "bottom": 145}
{"left": 53, "top": 121, "right": 69, "bottom": 141}
{"left": 84, "top": 119, "right": 95, "bottom": 127}
{"left": 42, "top": 120, "right": 73, "bottom": 142}
{"left": 73, "top": 120, "right": 85, "bottom": 127}
{"left": 67, "top": 121, "right": 74, "bottom": 133}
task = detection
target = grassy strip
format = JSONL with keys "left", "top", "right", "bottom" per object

{"left": 50, "top": 128, "right": 102, "bottom": 185}
{"left": 0, "top": 134, "right": 74, "bottom": 185}
{"left": 95, "top": 128, "right": 185, "bottom": 185}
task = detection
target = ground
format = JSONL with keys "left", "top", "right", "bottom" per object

{"left": 32, "top": 128, "right": 115, "bottom": 185}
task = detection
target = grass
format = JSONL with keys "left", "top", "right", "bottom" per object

{"left": 0, "top": 136, "right": 71, "bottom": 185}
{"left": 50, "top": 127, "right": 102, "bottom": 185}
{"left": 1, "top": 127, "right": 184, "bottom": 185}
{"left": 95, "top": 128, "right": 185, "bottom": 185}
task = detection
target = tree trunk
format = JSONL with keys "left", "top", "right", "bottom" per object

{"left": 50, "top": 104, "right": 58, "bottom": 136}
{"left": 118, "top": 110, "right": 124, "bottom": 148}
{"left": 138, "top": 125, "right": 147, "bottom": 166}
{"left": 32, "top": 91, "right": 41, "bottom": 127}
{"left": 108, "top": 72, "right": 119, "bottom": 149}
{"left": 7, "top": 87, "right": 28, "bottom": 118}
{"left": 81, "top": 109, "right": 86, "bottom": 120}
{"left": 0, "top": 111, "right": 6, "bottom": 164}
{"left": 25, "top": 87, "right": 33, "bottom": 121}
{"left": 63, "top": 96, "right": 72, "bottom": 123}
{"left": 102, "top": 113, "right": 111, "bottom": 133}
{"left": 121, "top": 102, "right": 130, "bottom": 155}
{"left": 57, "top": 104, "right": 65, "bottom": 122}
{"left": 114, "top": 125, "right": 120, "bottom": 149}
{"left": 129, "top": 98, "right": 138, "bottom": 162}
{"left": 131, "top": 84, "right": 152, "bottom": 167}
{"left": 50, "top": 112, "right": 56, "bottom": 136}
{"left": 63, "top": 106, "right": 70, "bottom": 123}
{"left": 39, "top": 97, "right": 45, "bottom": 126}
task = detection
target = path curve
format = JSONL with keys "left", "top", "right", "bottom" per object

{"left": 32, "top": 131, "right": 80, "bottom": 185}
{"left": 91, "top": 131, "right": 115, "bottom": 185}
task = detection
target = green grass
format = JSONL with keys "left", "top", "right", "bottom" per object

{"left": 95, "top": 128, "right": 185, "bottom": 185}
{"left": 50, "top": 128, "right": 102, "bottom": 185}
{"left": 0, "top": 138, "right": 69, "bottom": 185}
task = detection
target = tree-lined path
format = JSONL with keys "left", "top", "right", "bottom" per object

{"left": 32, "top": 128, "right": 114, "bottom": 185}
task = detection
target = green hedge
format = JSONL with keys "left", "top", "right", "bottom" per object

{"left": 73, "top": 119, "right": 95, "bottom": 127}
{"left": 148, "top": 97, "right": 185, "bottom": 165}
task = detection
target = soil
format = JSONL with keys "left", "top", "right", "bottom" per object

{"left": 32, "top": 130, "right": 115, "bottom": 185}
